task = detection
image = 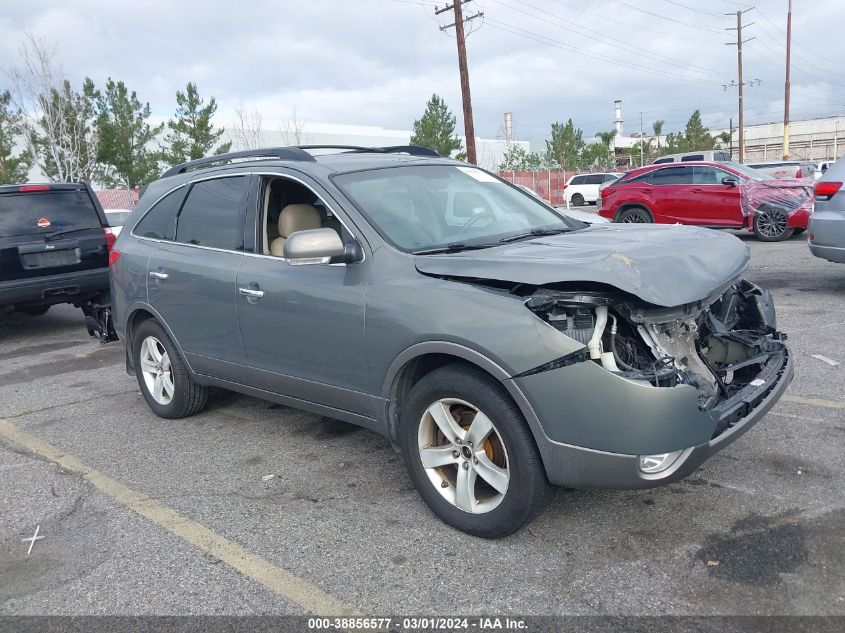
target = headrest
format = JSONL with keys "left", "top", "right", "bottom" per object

{"left": 279, "top": 204, "right": 322, "bottom": 237}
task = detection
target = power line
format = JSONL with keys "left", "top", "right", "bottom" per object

{"left": 484, "top": 17, "right": 724, "bottom": 86}
{"left": 493, "top": 0, "right": 726, "bottom": 79}
{"left": 661, "top": 0, "right": 727, "bottom": 19}
{"left": 604, "top": 0, "right": 727, "bottom": 34}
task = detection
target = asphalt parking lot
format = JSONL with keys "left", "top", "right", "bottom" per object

{"left": 1, "top": 230, "right": 843, "bottom": 617}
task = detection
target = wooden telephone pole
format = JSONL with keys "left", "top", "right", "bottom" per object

{"left": 726, "top": 9, "right": 755, "bottom": 163}
{"left": 783, "top": 0, "right": 793, "bottom": 159}
{"left": 437, "top": 0, "right": 483, "bottom": 164}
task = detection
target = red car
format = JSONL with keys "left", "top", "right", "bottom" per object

{"left": 598, "top": 161, "right": 813, "bottom": 241}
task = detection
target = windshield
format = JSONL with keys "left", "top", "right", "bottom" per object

{"left": 730, "top": 163, "right": 775, "bottom": 181}
{"left": 334, "top": 165, "right": 580, "bottom": 252}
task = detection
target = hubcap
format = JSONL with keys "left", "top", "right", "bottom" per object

{"left": 139, "top": 336, "right": 174, "bottom": 405}
{"left": 417, "top": 398, "right": 510, "bottom": 514}
{"left": 757, "top": 209, "right": 788, "bottom": 238}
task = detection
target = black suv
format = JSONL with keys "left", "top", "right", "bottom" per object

{"left": 0, "top": 182, "right": 113, "bottom": 319}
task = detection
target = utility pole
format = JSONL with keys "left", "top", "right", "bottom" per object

{"left": 783, "top": 0, "right": 792, "bottom": 160}
{"left": 729, "top": 117, "right": 734, "bottom": 159}
{"left": 725, "top": 8, "right": 755, "bottom": 163}
{"left": 437, "top": 0, "right": 483, "bottom": 165}
{"left": 639, "top": 112, "right": 644, "bottom": 167}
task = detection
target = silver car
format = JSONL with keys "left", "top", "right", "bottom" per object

{"left": 108, "top": 146, "right": 793, "bottom": 537}
{"left": 809, "top": 156, "right": 845, "bottom": 263}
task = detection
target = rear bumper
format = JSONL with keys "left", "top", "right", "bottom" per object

{"left": 533, "top": 348, "right": 792, "bottom": 490}
{"left": 809, "top": 211, "right": 845, "bottom": 263}
{"left": 0, "top": 268, "right": 110, "bottom": 308}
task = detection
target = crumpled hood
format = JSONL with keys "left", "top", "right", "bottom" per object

{"left": 414, "top": 224, "right": 750, "bottom": 307}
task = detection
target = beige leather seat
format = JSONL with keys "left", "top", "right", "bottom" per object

{"left": 270, "top": 204, "right": 323, "bottom": 256}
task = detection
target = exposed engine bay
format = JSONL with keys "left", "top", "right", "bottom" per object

{"left": 523, "top": 280, "right": 787, "bottom": 414}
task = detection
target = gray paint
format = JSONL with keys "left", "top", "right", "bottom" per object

{"left": 112, "top": 153, "right": 792, "bottom": 490}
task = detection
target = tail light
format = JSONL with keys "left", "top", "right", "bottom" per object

{"left": 815, "top": 181, "right": 842, "bottom": 201}
{"left": 795, "top": 167, "right": 802, "bottom": 178}
{"left": 108, "top": 248, "right": 121, "bottom": 267}
{"left": 103, "top": 227, "right": 117, "bottom": 251}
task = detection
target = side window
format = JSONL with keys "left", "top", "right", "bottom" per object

{"left": 652, "top": 157, "right": 673, "bottom": 164}
{"left": 584, "top": 174, "right": 604, "bottom": 185}
{"left": 692, "top": 166, "right": 721, "bottom": 184}
{"left": 681, "top": 154, "right": 704, "bottom": 162}
{"left": 176, "top": 176, "right": 248, "bottom": 250}
{"left": 626, "top": 172, "right": 653, "bottom": 184}
{"left": 134, "top": 187, "right": 185, "bottom": 240}
{"left": 571, "top": 175, "right": 586, "bottom": 185}
{"left": 603, "top": 174, "right": 618, "bottom": 182}
{"left": 652, "top": 166, "right": 692, "bottom": 185}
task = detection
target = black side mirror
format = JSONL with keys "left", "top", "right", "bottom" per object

{"left": 721, "top": 177, "right": 739, "bottom": 187}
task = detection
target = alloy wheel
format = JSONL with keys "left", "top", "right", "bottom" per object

{"left": 622, "top": 210, "right": 649, "bottom": 223}
{"left": 756, "top": 209, "right": 788, "bottom": 239}
{"left": 139, "top": 336, "right": 174, "bottom": 405}
{"left": 417, "top": 398, "right": 510, "bottom": 514}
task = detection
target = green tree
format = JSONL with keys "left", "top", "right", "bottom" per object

{"left": 0, "top": 89, "right": 33, "bottom": 183}
{"left": 498, "top": 144, "right": 543, "bottom": 171}
{"left": 657, "top": 110, "right": 716, "bottom": 156}
{"left": 544, "top": 119, "right": 584, "bottom": 169}
{"left": 161, "top": 82, "right": 231, "bottom": 166}
{"left": 28, "top": 78, "right": 99, "bottom": 182}
{"left": 592, "top": 129, "right": 618, "bottom": 169}
{"left": 652, "top": 119, "right": 664, "bottom": 150}
{"left": 410, "top": 94, "right": 463, "bottom": 157}
{"left": 94, "top": 78, "right": 164, "bottom": 187}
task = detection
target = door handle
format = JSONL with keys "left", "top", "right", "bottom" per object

{"left": 149, "top": 271, "right": 168, "bottom": 280}
{"left": 238, "top": 287, "right": 265, "bottom": 299}
{"left": 691, "top": 188, "right": 703, "bottom": 192}
{"left": 642, "top": 188, "right": 653, "bottom": 193}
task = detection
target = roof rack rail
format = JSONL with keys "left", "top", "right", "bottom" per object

{"left": 161, "top": 147, "right": 316, "bottom": 178}
{"left": 295, "top": 144, "right": 442, "bottom": 158}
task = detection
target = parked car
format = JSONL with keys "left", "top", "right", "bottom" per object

{"left": 652, "top": 150, "right": 733, "bottom": 164}
{"left": 746, "top": 160, "right": 816, "bottom": 179}
{"left": 0, "top": 182, "right": 115, "bottom": 317}
{"left": 109, "top": 146, "right": 792, "bottom": 537}
{"left": 104, "top": 209, "right": 132, "bottom": 236}
{"left": 808, "top": 158, "right": 845, "bottom": 263}
{"left": 815, "top": 160, "right": 834, "bottom": 179}
{"left": 598, "top": 161, "right": 812, "bottom": 241}
{"left": 516, "top": 185, "right": 609, "bottom": 224}
{"left": 563, "top": 172, "right": 623, "bottom": 206}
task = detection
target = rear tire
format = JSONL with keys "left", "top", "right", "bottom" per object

{"left": 399, "top": 364, "right": 552, "bottom": 538}
{"left": 753, "top": 204, "right": 794, "bottom": 242}
{"left": 616, "top": 207, "right": 653, "bottom": 223}
{"left": 571, "top": 193, "right": 585, "bottom": 207}
{"left": 18, "top": 305, "right": 50, "bottom": 316}
{"left": 133, "top": 320, "right": 208, "bottom": 419}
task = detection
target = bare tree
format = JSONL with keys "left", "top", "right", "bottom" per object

{"left": 7, "top": 34, "right": 98, "bottom": 182}
{"left": 279, "top": 106, "right": 304, "bottom": 146}
{"left": 230, "top": 101, "right": 264, "bottom": 151}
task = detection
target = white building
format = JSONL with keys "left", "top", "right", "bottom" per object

{"left": 712, "top": 115, "right": 845, "bottom": 163}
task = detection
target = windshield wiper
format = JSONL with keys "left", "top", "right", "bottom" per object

{"left": 413, "top": 242, "right": 500, "bottom": 255}
{"left": 43, "top": 227, "right": 99, "bottom": 241}
{"left": 498, "top": 227, "right": 574, "bottom": 243}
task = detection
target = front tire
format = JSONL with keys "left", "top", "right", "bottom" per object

{"left": 570, "top": 193, "right": 585, "bottom": 207}
{"left": 753, "top": 204, "right": 794, "bottom": 242}
{"left": 133, "top": 320, "right": 208, "bottom": 419}
{"left": 400, "top": 364, "right": 552, "bottom": 538}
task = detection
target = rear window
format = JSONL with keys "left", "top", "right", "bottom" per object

{"left": 0, "top": 190, "right": 101, "bottom": 238}
{"left": 714, "top": 152, "right": 731, "bottom": 161}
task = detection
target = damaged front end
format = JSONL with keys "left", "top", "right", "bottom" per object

{"left": 522, "top": 279, "right": 789, "bottom": 443}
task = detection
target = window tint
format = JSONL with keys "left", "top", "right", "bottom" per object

{"left": 571, "top": 175, "right": 586, "bottom": 185}
{"left": 652, "top": 157, "right": 673, "bottom": 164}
{"left": 681, "top": 154, "right": 704, "bottom": 162}
{"left": 134, "top": 188, "right": 184, "bottom": 240}
{"left": 0, "top": 190, "right": 101, "bottom": 238}
{"left": 714, "top": 152, "right": 731, "bottom": 161}
{"left": 603, "top": 174, "right": 619, "bottom": 182}
{"left": 652, "top": 166, "right": 692, "bottom": 185}
{"left": 584, "top": 174, "right": 604, "bottom": 185}
{"left": 625, "top": 172, "right": 653, "bottom": 184}
{"left": 176, "top": 177, "right": 248, "bottom": 250}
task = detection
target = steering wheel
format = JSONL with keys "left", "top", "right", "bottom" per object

{"left": 457, "top": 210, "right": 497, "bottom": 234}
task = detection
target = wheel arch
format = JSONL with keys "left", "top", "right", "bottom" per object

{"left": 381, "top": 342, "right": 550, "bottom": 455}
{"left": 614, "top": 203, "right": 653, "bottom": 222}
{"left": 124, "top": 302, "right": 195, "bottom": 376}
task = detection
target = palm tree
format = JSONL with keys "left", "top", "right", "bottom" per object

{"left": 716, "top": 131, "right": 731, "bottom": 148}
{"left": 652, "top": 120, "right": 665, "bottom": 150}
{"left": 595, "top": 129, "right": 617, "bottom": 169}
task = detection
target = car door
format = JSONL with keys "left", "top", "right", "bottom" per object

{"left": 146, "top": 175, "right": 249, "bottom": 378}
{"left": 582, "top": 174, "right": 605, "bottom": 202}
{"left": 235, "top": 172, "right": 374, "bottom": 417}
{"left": 687, "top": 165, "right": 744, "bottom": 226}
{"left": 651, "top": 165, "right": 694, "bottom": 223}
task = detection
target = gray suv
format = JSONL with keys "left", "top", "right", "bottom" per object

{"left": 110, "top": 146, "right": 793, "bottom": 537}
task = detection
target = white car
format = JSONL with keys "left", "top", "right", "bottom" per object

{"left": 515, "top": 185, "right": 608, "bottom": 224}
{"left": 816, "top": 160, "right": 834, "bottom": 180}
{"left": 104, "top": 209, "right": 132, "bottom": 236}
{"left": 563, "top": 173, "right": 624, "bottom": 206}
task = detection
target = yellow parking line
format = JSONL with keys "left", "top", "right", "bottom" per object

{"left": 0, "top": 418, "right": 361, "bottom": 617}
{"left": 782, "top": 395, "right": 845, "bottom": 409}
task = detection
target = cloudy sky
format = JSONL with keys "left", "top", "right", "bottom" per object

{"left": 2, "top": 0, "right": 843, "bottom": 147}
